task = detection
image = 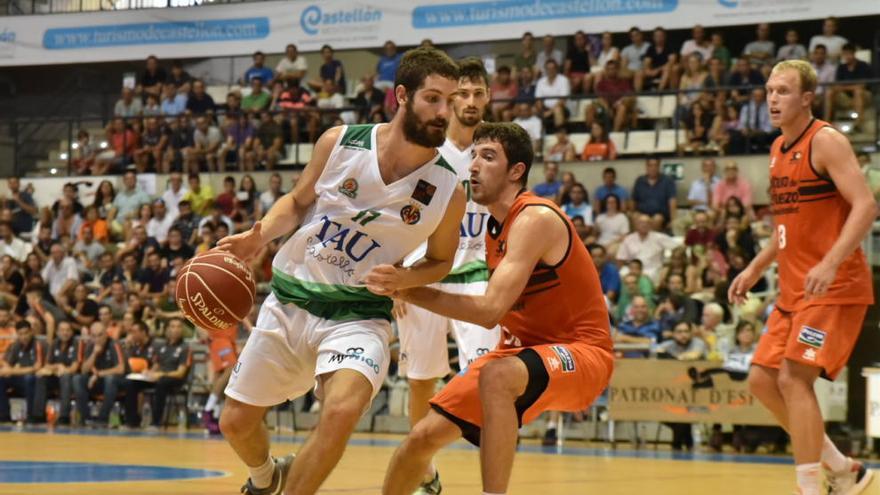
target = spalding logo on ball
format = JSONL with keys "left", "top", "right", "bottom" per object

{"left": 175, "top": 252, "right": 256, "bottom": 332}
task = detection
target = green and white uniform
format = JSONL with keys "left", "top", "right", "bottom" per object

{"left": 226, "top": 124, "right": 459, "bottom": 406}
{"left": 397, "top": 138, "right": 501, "bottom": 380}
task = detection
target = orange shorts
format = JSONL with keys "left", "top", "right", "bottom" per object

{"left": 210, "top": 337, "right": 238, "bottom": 372}
{"left": 752, "top": 304, "right": 868, "bottom": 380}
{"left": 430, "top": 342, "right": 613, "bottom": 445}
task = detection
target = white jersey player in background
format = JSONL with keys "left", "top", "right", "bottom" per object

{"left": 395, "top": 57, "right": 501, "bottom": 495}
{"left": 217, "top": 48, "right": 466, "bottom": 495}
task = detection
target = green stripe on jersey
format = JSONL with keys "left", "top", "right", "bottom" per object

{"left": 435, "top": 155, "right": 456, "bottom": 174}
{"left": 441, "top": 260, "right": 489, "bottom": 284}
{"left": 271, "top": 269, "right": 392, "bottom": 322}
{"left": 340, "top": 124, "right": 374, "bottom": 150}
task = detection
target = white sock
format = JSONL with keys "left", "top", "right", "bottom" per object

{"left": 482, "top": 492, "right": 505, "bottom": 495}
{"left": 795, "top": 462, "right": 821, "bottom": 495}
{"left": 821, "top": 435, "right": 849, "bottom": 472}
{"left": 204, "top": 394, "right": 219, "bottom": 413}
{"left": 248, "top": 456, "right": 276, "bottom": 489}
{"left": 211, "top": 400, "right": 223, "bottom": 416}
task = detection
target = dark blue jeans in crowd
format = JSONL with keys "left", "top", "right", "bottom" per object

{"left": 124, "top": 377, "right": 184, "bottom": 427}
{"left": 33, "top": 373, "right": 75, "bottom": 423}
{"left": 72, "top": 373, "right": 123, "bottom": 425}
{"left": 0, "top": 374, "right": 38, "bottom": 422}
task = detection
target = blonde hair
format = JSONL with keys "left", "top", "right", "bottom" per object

{"left": 771, "top": 59, "right": 817, "bottom": 93}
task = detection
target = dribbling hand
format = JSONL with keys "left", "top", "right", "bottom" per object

{"left": 216, "top": 222, "right": 263, "bottom": 262}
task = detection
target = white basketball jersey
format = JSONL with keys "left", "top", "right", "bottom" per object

{"left": 403, "top": 138, "right": 490, "bottom": 284}
{"left": 270, "top": 124, "right": 459, "bottom": 321}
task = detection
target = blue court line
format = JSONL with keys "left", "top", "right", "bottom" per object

{"left": 2, "top": 425, "right": 878, "bottom": 469}
{"left": 0, "top": 460, "right": 226, "bottom": 484}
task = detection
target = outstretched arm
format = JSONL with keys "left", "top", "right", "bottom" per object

{"left": 394, "top": 206, "right": 567, "bottom": 329}
{"left": 363, "top": 185, "right": 466, "bottom": 292}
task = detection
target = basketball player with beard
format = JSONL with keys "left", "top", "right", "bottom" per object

{"left": 217, "top": 48, "right": 466, "bottom": 495}
{"left": 395, "top": 57, "right": 501, "bottom": 495}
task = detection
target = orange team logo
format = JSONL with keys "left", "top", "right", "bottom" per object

{"left": 400, "top": 203, "right": 421, "bottom": 225}
{"left": 338, "top": 178, "right": 359, "bottom": 198}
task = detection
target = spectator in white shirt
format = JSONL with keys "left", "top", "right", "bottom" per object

{"left": 512, "top": 102, "right": 543, "bottom": 153}
{"left": 275, "top": 44, "right": 308, "bottom": 85}
{"left": 687, "top": 158, "right": 721, "bottom": 211}
{"left": 742, "top": 23, "right": 775, "bottom": 67}
{"left": 594, "top": 194, "right": 630, "bottom": 251}
{"left": 620, "top": 27, "right": 650, "bottom": 75}
{"left": 680, "top": 25, "right": 712, "bottom": 62}
{"left": 146, "top": 199, "right": 175, "bottom": 244}
{"left": 617, "top": 213, "right": 680, "bottom": 283}
{"left": 534, "top": 59, "right": 570, "bottom": 132}
{"left": 776, "top": 29, "right": 807, "bottom": 61}
{"left": 0, "top": 222, "right": 27, "bottom": 262}
{"left": 41, "top": 243, "right": 79, "bottom": 300}
{"left": 535, "top": 34, "right": 563, "bottom": 76}
{"left": 259, "top": 173, "right": 285, "bottom": 213}
{"left": 808, "top": 17, "right": 848, "bottom": 63}
{"left": 161, "top": 172, "right": 188, "bottom": 219}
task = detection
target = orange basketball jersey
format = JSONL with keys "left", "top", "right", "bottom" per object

{"left": 485, "top": 191, "right": 612, "bottom": 351}
{"left": 768, "top": 118, "right": 873, "bottom": 311}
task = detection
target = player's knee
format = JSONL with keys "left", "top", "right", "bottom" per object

{"left": 747, "top": 369, "right": 775, "bottom": 398}
{"left": 776, "top": 366, "right": 813, "bottom": 396}
{"left": 219, "top": 402, "right": 256, "bottom": 439}
{"left": 319, "top": 396, "right": 368, "bottom": 428}
{"left": 406, "top": 420, "right": 444, "bottom": 453}
{"left": 478, "top": 359, "right": 520, "bottom": 400}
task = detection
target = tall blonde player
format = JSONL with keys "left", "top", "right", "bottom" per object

{"left": 395, "top": 57, "right": 500, "bottom": 494}
{"left": 729, "top": 60, "right": 875, "bottom": 495}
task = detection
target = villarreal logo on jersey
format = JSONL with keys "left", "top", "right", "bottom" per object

{"left": 338, "top": 178, "right": 359, "bottom": 199}
{"left": 400, "top": 203, "right": 421, "bottom": 225}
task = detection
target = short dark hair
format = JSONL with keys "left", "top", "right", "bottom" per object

{"left": 473, "top": 122, "right": 534, "bottom": 187}
{"left": 131, "top": 320, "right": 149, "bottom": 333}
{"left": 587, "top": 243, "right": 606, "bottom": 255}
{"left": 600, "top": 193, "right": 620, "bottom": 211}
{"left": 15, "top": 320, "right": 31, "bottom": 331}
{"left": 394, "top": 47, "right": 459, "bottom": 98}
{"left": 841, "top": 42, "right": 856, "bottom": 53}
{"left": 457, "top": 57, "right": 489, "bottom": 87}
{"left": 253, "top": 50, "right": 264, "bottom": 57}
{"left": 628, "top": 258, "right": 644, "bottom": 269}
{"left": 814, "top": 43, "right": 827, "bottom": 52}
{"left": 497, "top": 65, "right": 512, "bottom": 75}
{"left": 602, "top": 166, "right": 616, "bottom": 177}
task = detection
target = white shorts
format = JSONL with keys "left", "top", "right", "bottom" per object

{"left": 396, "top": 281, "right": 501, "bottom": 380}
{"left": 225, "top": 292, "right": 392, "bottom": 407}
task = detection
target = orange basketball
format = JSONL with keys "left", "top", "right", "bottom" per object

{"left": 175, "top": 251, "right": 256, "bottom": 333}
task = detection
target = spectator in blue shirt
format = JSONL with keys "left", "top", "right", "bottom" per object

{"left": 309, "top": 45, "right": 346, "bottom": 94}
{"left": 631, "top": 157, "right": 677, "bottom": 230}
{"left": 243, "top": 51, "right": 274, "bottom": 85}
{"left": 532, "top": 161, "right": 562, "bottom": 199}
{"left": 375, "top": 41, "right": 403, "bottom": 91}
{"left": 160, "top": 82, "right": 187, "bottom": 116}
{"left": 826, "top": 43, "right": 873, "bottom": 126}
{"left": 616, "top": 295, "right": 663, "bottom": 355}
{"left": 593, "top": 167, "right": 630, "bottom": 214}
{"left": 589, "top": 243, "right": 621, "bottom": 304}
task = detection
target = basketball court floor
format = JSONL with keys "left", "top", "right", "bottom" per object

{"left": 1, "top": 426, "right": 879, "bottom": 494}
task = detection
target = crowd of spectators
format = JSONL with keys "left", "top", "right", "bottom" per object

{"left": 79, "top": 17, "right": 875, "bottom": 177}
{"left": 0, "top": 171, "right": 286, "bottom": 429}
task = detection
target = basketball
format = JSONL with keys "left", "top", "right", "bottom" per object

{"left": 175, "top": 251, "right": 256, "bottom": 332}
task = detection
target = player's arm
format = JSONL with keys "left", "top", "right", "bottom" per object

{"left": 217, "top": 126, "right": 341, "bottom": 260}
{"left": 363, "top": 185, "right": 466, "bottom": 291}
{"left": 397, "top": 206, "right": 566, "bottom": 329}
{"left": 804, "top": 128, "right": 879, "bottom": 296}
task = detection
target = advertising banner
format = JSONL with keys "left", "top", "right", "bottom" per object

{"left": 1, "top": 0, "right": 876, "bottom": 67}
